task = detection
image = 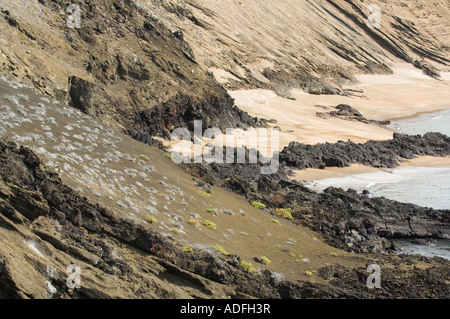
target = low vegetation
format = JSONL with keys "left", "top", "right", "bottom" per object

{"left": 212, "top": 244, "right": 229, "bottom": 255}
{"left": 200, "top": 219, "right": 217, "bottom": 229}
{"left": 240, "top": 261, "right": 255, "bottom": 274}
{"left": 276, "top": 208, "right": 293, "bottom": 219}
{"left": 145, "top": 216, "right": 158, "bottom": 224}
{"left": 252, "top": 201, "right": 266, "bottom": 209}
{"left": 258, "top": 256, "right": 272, "bottom": 266}
{"left": 182, "top": 246, "right": 193, "bottom": 253}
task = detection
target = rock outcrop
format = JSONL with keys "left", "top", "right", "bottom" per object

{"left": 280, "top": 132, "right": 450, "bottom": 170}
{"left": 316, "top": 104, "right": 391, "bottom": 126}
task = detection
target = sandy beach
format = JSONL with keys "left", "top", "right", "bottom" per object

{"left": 229, "top": 63, "right": 450, "bottom": 147}
{"left": 291, "top": 156, "right": 450, "bottom": 182}
{"left": 160, "top": 63, "right": 450, "bottom": 164}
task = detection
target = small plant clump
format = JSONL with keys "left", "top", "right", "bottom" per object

{"left": 139, "top": 154, "right": 150, "bottom": 161}
{"left": 212, "top": 244, "right": 229, "bottom": 255}
{"left": 206, "top": 208, "right": 218, "bottom": 215}
{"left": 252, "top": 201, "right": 266, "bottom": 209}
{"left": 276, "top": 208, "right": 294, "bottom": 219}
{"left": 145, "top": 216, "right": 158, "bottom": 224}
{"left": 187, "top": 218, "right": 200, "bottom": 227}
{"left": 164, "top": 153, "right": 172, "bottom": 160}
{"left": 169, "top": 228, "right": 181, "bottom": 234}
{"left": 201, "top": 191, "right": 212, "bottom": 198}
{"left": 329, "top": 252, "right": 339, "bottom": 257}
{"left": 130, "top": 283, "right": 140, "bottom": 293}
{"left": 305, "top": 271, "right": 313, "bottom": 277}
{"left": 271, "top": 219, "right": 280, "bottom": 224}
{"left": 182, "top": 246, "right": 193, "bottom": 253}
{"left": 200, "top": 219, "right": 217, "bottom": 229}
{"left": 258, "top": 256, "right": 272, "bottom": 266}
{"left": 240, "top": 261, "right": 255, "bottom": 274}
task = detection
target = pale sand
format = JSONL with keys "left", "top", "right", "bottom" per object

{"left": 291, "top": 156, "right": 450, "bottom": 182}
{"left": 229, "top": 62, "right": 450, "bottom": 148}
{"left": 159, "top": 63, "right": 450, "bottom": 162}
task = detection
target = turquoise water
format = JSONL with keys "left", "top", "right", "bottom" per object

{"left": 308, "top": 109, "right": 450, "bottom": 209}
{"left": 389, "top": 108, "right": 450, "bottom": 136}
{"left": 308, "top": 109, "right": 450, "bottom": 259}
{"left": 308, "top": 166, "right": 450, "bottom": 210}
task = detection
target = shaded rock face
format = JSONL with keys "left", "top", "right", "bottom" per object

{"left": 129, "top": 92, "right": 268, "bottom": 140}
{"left": 68, "top": 76, "right": 111, "bottom": 115}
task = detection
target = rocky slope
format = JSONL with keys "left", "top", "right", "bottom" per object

{"left": 0, "top": 71, "right": 448, "bottom": 299}
{"left": 142, "top": 0, "right": 450, "bottom": 95}
{"left": 0, "top": 0, "right": 264, "bottom": 141}
{"left": 0, "top": 0, "right": 449, "bottom": 300}
{"left": 183, "top": 149, "right": 450, "bottom": 255}
{"left": 1, "top": 138, "right": 449, "bottom": 299}
{"left": 1, "top": 0, "right": 449, "bottom": 139}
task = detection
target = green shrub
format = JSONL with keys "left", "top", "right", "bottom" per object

{"left": 169, "top": 228, "right": 181, "bottom": 234}
{"left": 139, "top": 154, "right": 150, "bottom": 161}
{"left": 259, "top": 256, "right": 272, "bottom": 266}
{"left": 329, "top": 252, "right": 339, "bottom": 257}
{"left": 276, "top": 208, "right": 293, "bottom": 219}
{"left": 240, "top": 261, "right": 255, "bottom": 273}
{"left": 201, "top": 191, "right": 212, "bottom": 198}
{"left": 145, "top": 216, "right": 157, "bottom": 224}
{"left": 206, "top": 208, "right": 218, "bottom": 215}
{"left": 212, "top": 244, "right": 229, "bottom": 255}
{"left": 252, "top": 201, "right": 266, "bottom": 209}
{"left": 201, "top": 219, "right": 217, "bottom": 229}
{"left": 182, "top": 246, "right": 193, "bottom": 253}
{"left": 187, "top": 219, "right": 200, "bottom": 227}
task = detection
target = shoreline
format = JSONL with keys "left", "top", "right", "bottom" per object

{"left": 229, "top": 62, "right": 450, "bottom": 147}
{"left": 291, "top": 156, "right": 450, "bottom": 182}
{"left": 385, "top": 107, "right": 450, "bottom": 122}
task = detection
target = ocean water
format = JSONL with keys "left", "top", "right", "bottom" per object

{"left": 393, "top": 239, "right": 450, "bottom": 260}
{"left": 307, "top": 166, "right": 450, "bottom": 210}
{"left": 307, "top": 109, "right": 450, "bottom": 259}
{"left": 389, "top": 108, "right": 450, "bottom": 136}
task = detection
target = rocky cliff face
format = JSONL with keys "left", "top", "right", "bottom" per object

{"left": 0, "top": 0, "right": 264, "bottom": 140}
{"left": 141, "top": 0, "right": 450, "bottom": 94}
{"left": 1, "top": 0, "right": 449, "bottom": 139}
